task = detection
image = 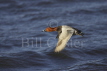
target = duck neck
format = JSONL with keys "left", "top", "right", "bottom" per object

{"left": 50, "top": 27, "right": 57, "bottom": 32}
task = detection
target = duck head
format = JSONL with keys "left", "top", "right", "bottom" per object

{"left": 42, "top": 27, "right": 57, "bottom": 32}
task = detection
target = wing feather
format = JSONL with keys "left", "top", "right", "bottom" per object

{"left": 55, "top": 29, "right": 74, "bottom": 52}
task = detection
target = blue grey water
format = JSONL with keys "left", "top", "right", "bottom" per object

{"left": 0, "top": 0, "right": 107, "bottom": 71}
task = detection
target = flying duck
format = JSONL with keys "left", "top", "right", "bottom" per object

{"left": 43, "top": 25, "right": 84, "bottom": 52}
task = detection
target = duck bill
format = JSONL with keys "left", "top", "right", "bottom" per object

{"left": 42, "top": 30, "right": 46, "bottom": 32}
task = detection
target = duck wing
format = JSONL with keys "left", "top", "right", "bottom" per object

{"left": 55, "top": 27, "right": 74, "bottom": 52}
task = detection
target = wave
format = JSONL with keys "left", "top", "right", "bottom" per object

{"left": 67, "top": 58, "right": 107, "bottom": 71}
{"left": 0, "top": 0, "right": 16, "bottom": 4}
{"left": 0, "top": 51, "right": 47, "bottom": 68}
{"left": 36, "top": 1, "right": 53, "bottom": 6}
{"left": 64, "top": 8, "right": 107, "bottom": 15}
{"left": 99, "top": 9, "right": 107, "bottom": 14}
{"left": 0, "top": 43, "right": 12, "bottom": 49}
{"left": 71, "top": 10, "right": 94, "bottom": 14}
{"left": 55, "top": 0, "right": 107, "bottom": 2}
{"left": 84, "top": 48, "right": 107, "bottom": 56}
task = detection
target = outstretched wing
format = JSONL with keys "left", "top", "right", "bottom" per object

{"left": 55, "top": 29, "right": 74, "bottom": 52}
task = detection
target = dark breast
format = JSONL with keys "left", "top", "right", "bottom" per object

{"left": 56, "top": 26, "right": 62, "bottom": 39}
{"left": 57, "top": 26, "right": 62, "bottom": 32}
